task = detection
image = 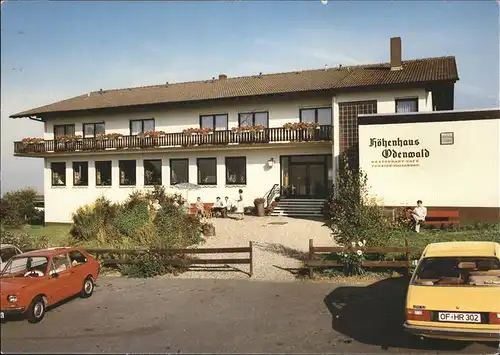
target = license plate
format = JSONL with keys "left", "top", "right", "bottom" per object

{"left": 438, "top": 312, "right": 480, "bottom": 323}
{"left": 0, "top": 312, "right": 4, "bottom": 319}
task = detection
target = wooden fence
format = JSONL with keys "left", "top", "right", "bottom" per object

{"left": 28, "top": 242, "right": 254, "bottom": 277}
{"left": 305, "top": 239, "right": 422, "bottom": 278}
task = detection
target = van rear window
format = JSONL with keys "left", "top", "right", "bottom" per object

{"left": 412, "top": 257, "right": 500, "bottom": 287}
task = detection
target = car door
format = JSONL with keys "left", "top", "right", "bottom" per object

{"left": 68, "top": 250, "right": 89, "bottom": 295}
{"left": 48, "top": 253, "right": 73, "bottom": 302}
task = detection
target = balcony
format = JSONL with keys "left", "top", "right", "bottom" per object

{"left": 14, "top": 125, "right": 332, "bottom": 156}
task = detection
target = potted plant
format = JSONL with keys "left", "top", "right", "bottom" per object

{"left": 254, "top": 197, "right": 266, "bottom": 217}
{"left": 182, "top": 127, "right": 213, "bottom": 136}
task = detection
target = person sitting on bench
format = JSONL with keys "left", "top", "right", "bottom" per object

{"left": 408, "top": 200, "right": 427, "bottom": 233}
{"left": 212, "top": 197, "right": 224, "bottom": 217}
{"left": 195, "top": 197, "right": 207, "bottom": 218}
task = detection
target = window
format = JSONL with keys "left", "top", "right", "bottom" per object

{"left": 200, "top": 114, "right": 228, "bottom": 131}
{"left": 300, "top": 108, "right": 332, "bottom": 125}
{"left": 225, "top": 157, "right": 246, "bottom": 185}
{"left": 119, "top": 160, "right": 136, "bottom": 186}
{"left": 2, "top": 256, "right": 48, "bottom": 277}
{"left": 54, "top": 124, "right": 75, "bottom": 138}
{"left": 170, "top": 159, "right": 189, "bottom": 185}
{"left": 197, "top": 158, "right": 217, "bottom": 185}
{"left": 130, "top": 119, "right": 155, "bottom": 135}
{"left": 69, "top": 251, "right": 87, "bottom": 266}
{"left": 95, "top": 161, "right": 112, "bottom": 186}
{"left": 144, "top": 159, "right": 162, "bottom": 185}
{"left": 51, "top": 162, "right": 66, "bottom": 186}
{"left": 50, "top": 254, "right": 71, "bottom": 275}
{"left": 72, "top": 162, "right": 89, "bottom": 186}
{"left": 83, "top": 122, "right": 105, "bottom": 138}
{"left": 0, "top": 247, "right": 18, "bottom": 264}
{"left": 396, "top": 98, "right": 418, "bottom": 113}
{"left": 238, "top": 112, "right": 269, "bottom": 127}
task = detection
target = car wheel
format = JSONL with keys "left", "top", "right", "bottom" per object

{"left": 26, "top": 296, "right": 45, "bottom": 324}
{"left": 80, "top": 276, "right": 94, "bottom": 298}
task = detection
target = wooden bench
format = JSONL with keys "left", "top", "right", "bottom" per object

{"left": 189, "top": 203, "right": 214, "bottom": 217}
{"left": 407, "top": 209, "right": 460, "bottom": 229}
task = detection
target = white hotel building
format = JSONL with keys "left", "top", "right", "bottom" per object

{"left": 11, "top": 37, "right": 460, "bottom": 224}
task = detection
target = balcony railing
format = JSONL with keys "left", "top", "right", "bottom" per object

{"left": 14, "top": 125, "right": 332, "bottom": 154}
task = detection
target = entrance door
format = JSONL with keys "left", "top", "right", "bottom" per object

{"left": 281, "top": 155, "right": 332, "bottom": 198}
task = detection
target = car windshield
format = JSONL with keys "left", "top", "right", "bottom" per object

{"left": 412, "top": 256, "right": 500, "bottom": 287}
{"left": 0, "top": 256, "right": 49, "bottom": 278}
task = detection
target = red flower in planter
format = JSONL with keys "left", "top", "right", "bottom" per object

{"left": 182, "top": 127, "right": 213, "bottom": 135}
{"left": 96, "top": 133, "right": 124, "bottom": 139}
{"left": 254, "top": 197, "right": 266, "bottom": 204}
{"left": 22, "top": 137, "right": 44, "bottom": 144}
{"left": 283, "top": 122, "right": 319, "bottom": 130}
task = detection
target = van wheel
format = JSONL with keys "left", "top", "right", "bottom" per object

{"left": 80, "top": 276, "right": 94, "bottom": 298}
{"left": 26, "top": 296, "right": 45, "bottom": 324}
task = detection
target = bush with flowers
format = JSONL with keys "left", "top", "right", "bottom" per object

{"left": 337, "top": 240, "right": 367, "bottom": 276}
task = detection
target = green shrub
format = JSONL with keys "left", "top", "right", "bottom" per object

{"left": 113, "top": 200, "right": 150, "bottom": 238}
{"left": 0, "top": 231, "right": 49, "bottom": 250}
{"left": 70, "top": 197, "right": 121, "bottom": 243}
{"left": 0, "top": 188, "right": 38, "bottom": 227}
{"left": 119, "top": 253, "right": 188, "bottom": 278}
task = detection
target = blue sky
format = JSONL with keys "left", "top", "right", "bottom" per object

{"left": 1, "top": 0, "right": 499, "bottom": 193}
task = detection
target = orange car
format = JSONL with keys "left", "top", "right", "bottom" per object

{"left": 0, "top": 247, "right": 100, "bottom": 323}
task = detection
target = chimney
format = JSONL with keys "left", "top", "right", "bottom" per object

{"left": 219, "top": 74, "right": 227, "bottom": 80}
{"left": 390, "top": 37, "right": 403, "bottom": 71}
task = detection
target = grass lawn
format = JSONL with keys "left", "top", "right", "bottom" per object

{"left": 388, "top": 227, "right": 500, "bottom": 251}
{"left": 5, "top": 224, "right": 72, "bottom": 247}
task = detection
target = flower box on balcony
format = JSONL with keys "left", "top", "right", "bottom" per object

{"left": 137, "top": 130, "right": 165, "bottom": 139}
{"left": 283, "top": 122, "right": 319, "bottom": 131}
{"left": 21, "top": 137, "right": 45, "bottom": 145}
{"left": 56, "top": 134, "right": 83, "bottom": 142}
{"left": 96, "top": 133, "right": 124, "bottom": 140}
{"left": 231, "top": 125, "right": 266, "bottom": 134}
{"left": 182, "top": 128, "right": 213, "bottom": 136}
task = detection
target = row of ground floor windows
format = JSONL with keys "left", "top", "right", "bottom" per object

{"left": 50, "top": 157, "right": 247, "bottom": 187}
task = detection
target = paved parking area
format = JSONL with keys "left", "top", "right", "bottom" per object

{"left": 1, "top": 277, "right": 497, "bottom": 354}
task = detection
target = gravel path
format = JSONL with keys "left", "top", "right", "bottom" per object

{"left": 162, "top": 215, "right": 334, "bottom": 281}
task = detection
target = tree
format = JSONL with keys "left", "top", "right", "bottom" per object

{"left": 0, "top": 188, "right": 38, "bottom": 227}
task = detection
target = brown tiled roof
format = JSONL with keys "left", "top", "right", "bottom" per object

{"left": 11, "top": 56, "right": 458, "bottom": 118}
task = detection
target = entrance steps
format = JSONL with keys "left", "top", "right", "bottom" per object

{"left": 270, "top": 199, "right": 326, "bottom": 217}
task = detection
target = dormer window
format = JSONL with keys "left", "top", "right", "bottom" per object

{"left": 130, "top": 119, "right": 155, "bottom": 135}
{"left": 396, "top": 98, "right": 418, "bottom": 113}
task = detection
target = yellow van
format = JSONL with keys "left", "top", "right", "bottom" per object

{"left": 404, "top": 241, "right": 500, "bottom": 342}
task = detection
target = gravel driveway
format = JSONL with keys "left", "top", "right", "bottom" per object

{"left": 163, "top": 215, "right": 334, "bottom": 281}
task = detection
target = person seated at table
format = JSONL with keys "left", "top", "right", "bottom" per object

{"left": 212, "top": 197, "right": 224, "bottom": 217}
{"left": 223, "top": 196, "right": 232, "bottom": 216}
{"left": 195, "top": 197, "right": 206, "bottom": 217}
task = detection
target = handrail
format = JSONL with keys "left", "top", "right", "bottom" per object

{"left": 264, "top": 184, "right": 280, "bottom": 208}
{"left": 14, "top": 125, "right": 333, "bottom": 154}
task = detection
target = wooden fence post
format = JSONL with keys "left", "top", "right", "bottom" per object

{"left": 249, "top": 241, "right": 254, "bottom": 278}
{"left": 405, "top": 238, "right": 411, "bottom": 276}
{"left": 308, "top": 238, "right": 314, "bottom": 279}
